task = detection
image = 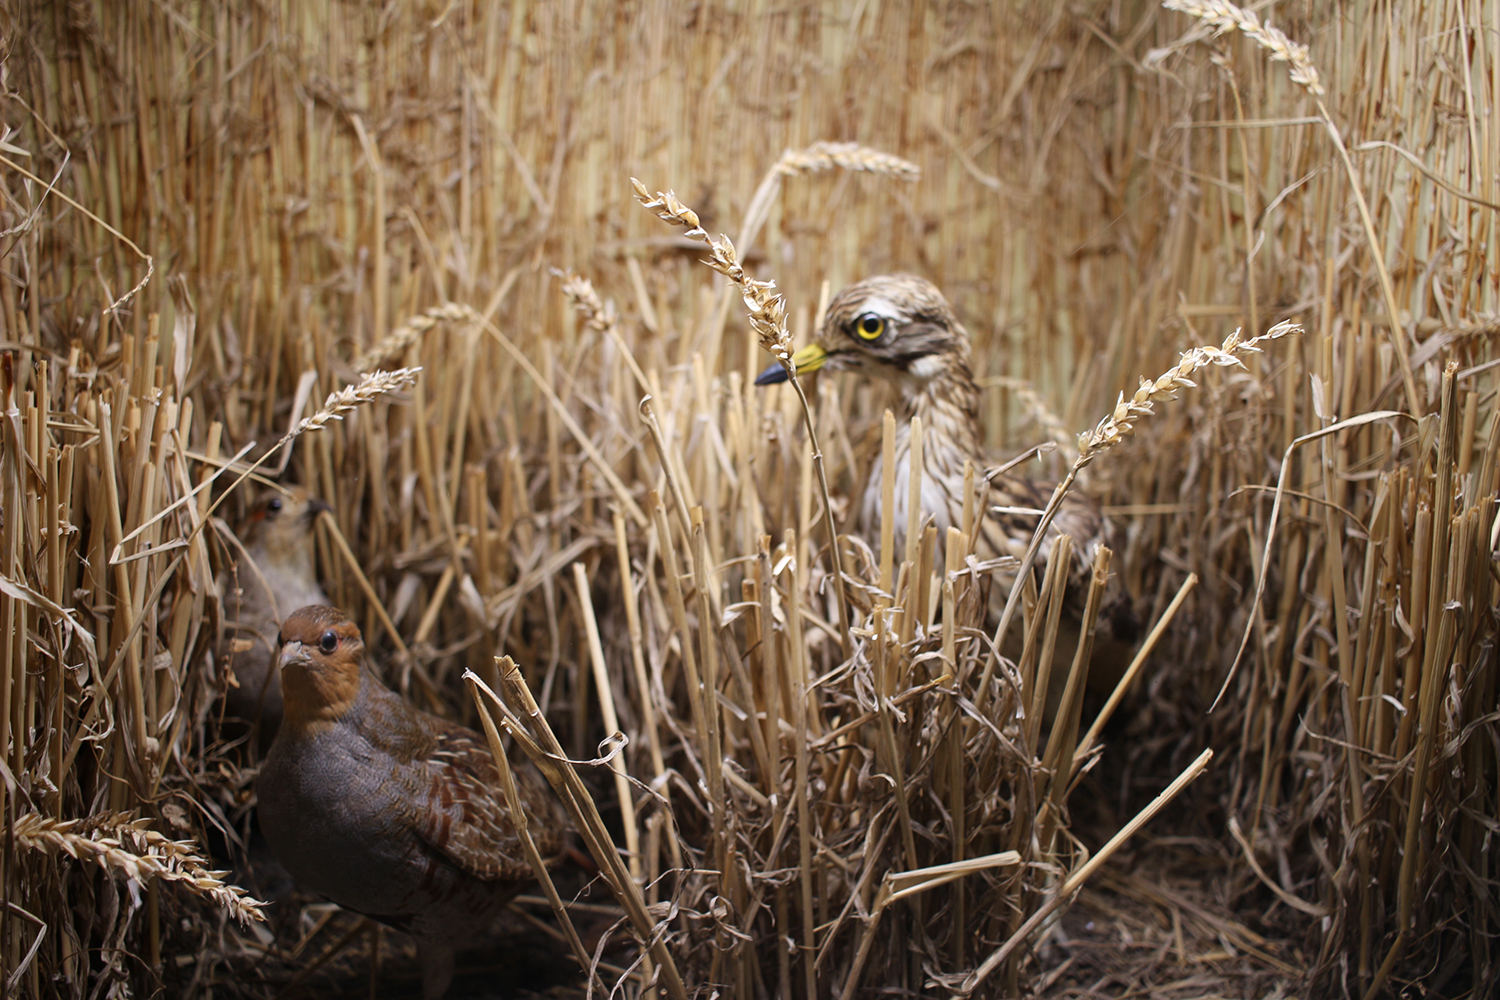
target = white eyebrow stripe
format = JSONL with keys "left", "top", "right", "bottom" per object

{"left": 850, "top": 296, "right": 902, "bottom": 320}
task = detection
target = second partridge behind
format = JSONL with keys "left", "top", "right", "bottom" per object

{"left": 218, "top": 487, "right": 330, "bottom": 746}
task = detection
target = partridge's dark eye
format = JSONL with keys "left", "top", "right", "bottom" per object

{"left": 266, "top": 498, "right": 283, "bottom": 514}
{"left": 855, "top": 313, "right": 886, "bottom": 341}
{"left": 319, "top": 630, "right": 339, "bottom": 654}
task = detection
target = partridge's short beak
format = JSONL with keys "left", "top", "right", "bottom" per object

{"left": 754, "top": 343, "right": 830, "bottom": 385}
{"left": 305, "top": 497, "right": 333, "bottom": 520}
{"left": 278, "top": 640, "right": 310, "bottom": 672}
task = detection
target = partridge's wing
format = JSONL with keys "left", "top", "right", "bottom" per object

{"left": 413, "top": 723, "right": 566, "bottom": 881}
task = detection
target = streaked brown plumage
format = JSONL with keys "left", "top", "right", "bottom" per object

{"left": 218, "top": 488, "right": 330, "bottom": 747}
{"left": 257, "top": 606, "right": 565, "bottom": 999}
{"left": 758, "top": 274, "right": 1135, "bottom": 643}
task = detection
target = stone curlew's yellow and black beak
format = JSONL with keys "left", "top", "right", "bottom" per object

{"left": 753, "top": 344, "right": 830, "bottom": 385}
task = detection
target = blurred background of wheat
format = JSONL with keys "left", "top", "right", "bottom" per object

{"left": 0, "top": 1, "right": 1495, "bottom": 997}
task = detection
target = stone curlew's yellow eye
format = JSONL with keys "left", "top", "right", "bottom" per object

{"left": 855, "top": 313, "right": 885, "bottom": 340}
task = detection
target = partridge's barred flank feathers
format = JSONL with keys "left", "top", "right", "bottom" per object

{"left": 257, "top": 606, "right": 565, "bottom": 1000}
{"left": 756, "top": 274, "right": 1136, "bottom": 644}
{"left": 217, "top": 487, "right": 331, "bottom": 748}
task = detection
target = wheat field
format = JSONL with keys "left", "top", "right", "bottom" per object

{"left": 0, "top": 1, "right": 1495, "bottom": 997}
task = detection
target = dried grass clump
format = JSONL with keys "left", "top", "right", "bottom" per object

{"left": 0, "top": 1, "right": 1496, "bottom": 998}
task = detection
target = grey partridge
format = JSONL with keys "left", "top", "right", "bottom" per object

{"left": 257, "top": 605, "right": 565, "bottom": 999}
{"left": 218, "top": 487, "right": 330, "bottom": 748}
{"left": 756, "top": 275, "right": 1138, "bottom": 681}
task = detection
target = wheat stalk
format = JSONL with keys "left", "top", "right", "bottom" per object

{"left": 1162, "top": 0, "right": 1422, "bottom": 417}
{"left": 16, "top": 812, "right": 265, "bottom": 924}
{"left": 736, "top": 141, "right": 919, "bottom": 265}
{"left": 556, "top": 269, "right": 651, "bottom": 394}
{"left": 773, "top": 141, "right": 920, "bottom": 180}
{"left": 557, "top": 271, "right": 617, "bottom": 333}
{"left": 1162, "top": 0, "right": 1323, "bottom": 95}
{"left": 632, "top": 180, "right": 795, "bottom": 371}
{"left": 632, "top": 178, "right": 852, "bottom": 652}
{"left": 352, "top": 304, "right": 476, "bottom": 372}
{"left": 294, "top": 367, "right": 423, "bottom": 436}
{"left": 0, "top": 151, "right": 155, "bottom": 315}
{"left": 976, "top": 319, "right": 1301, "bottom": 714}
{"left": 1077, "top": 319, "right": 1300, "bottom": 464}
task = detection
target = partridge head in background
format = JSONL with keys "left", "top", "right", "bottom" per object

{"left": 257, "top": 606, "right": 566, "bottom": 1000}
{"left": 756, "top": 274, "right": 1139, "bottom": 662}
{"left": 218, "top": 487, "right": 331, "bottom": 749}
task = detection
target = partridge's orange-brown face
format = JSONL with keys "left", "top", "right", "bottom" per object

{"left": 277, "top": 605, "right": 365, "bottom": 727}
{"left": 243, "top": 487, "right": 331, "bottom": 550}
